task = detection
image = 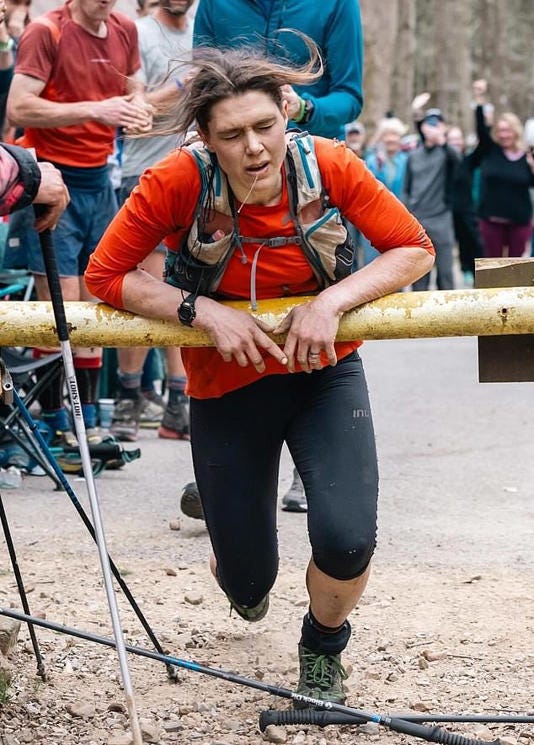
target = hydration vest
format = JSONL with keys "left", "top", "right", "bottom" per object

{"left": 164, "top": 132, "right": 354, "bottom": 304}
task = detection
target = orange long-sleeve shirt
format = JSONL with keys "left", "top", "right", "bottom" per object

{"left": 86, "top": 137, "right": 434, "bottom": 399}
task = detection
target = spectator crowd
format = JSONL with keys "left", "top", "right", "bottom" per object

{"left": 0, "top": 0, "right": 533, "bottom": 473}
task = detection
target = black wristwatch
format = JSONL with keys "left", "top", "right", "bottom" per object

{"left": 177, "top": 293, "right": 197, "bottom": 327}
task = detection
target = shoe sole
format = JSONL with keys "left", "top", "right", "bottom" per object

{"left": 139, "top": 421, "right": 161, "bottom": 429}
{"left": 180, "top": 492, "right": 205, "bottom": 520}
{"left": 158, "top": 425, "right": 190, "bottom": 441}
{"left": 281, "top": 499, "right": 308, "bottom": 513}
{"left": 110, "top": 431, "right": 138, "bottom": 443}
{"left": 230, "top": 594, "right": 269, "bottom": 622}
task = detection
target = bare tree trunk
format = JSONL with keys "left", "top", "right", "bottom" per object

{"left": 390, "top": 0, "right": 416, "bottom": 125}
{"left": 433, "top": 0, "right": 472, "bottom": 132}
{"left": 359, "top": 0, "right": 399, "bottom": 133}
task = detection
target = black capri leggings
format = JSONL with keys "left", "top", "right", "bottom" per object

{"left": 190, "top": 352, "right": 379, "bottom": 608}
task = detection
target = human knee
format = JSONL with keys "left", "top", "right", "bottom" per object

{"left": 313, "top": 533, "right": 376, "bottom": 581}
{"left": 219, "top": 561, "right": 278, "bottom": 609}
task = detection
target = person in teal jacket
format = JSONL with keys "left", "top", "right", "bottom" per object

{"left": 193, "top": 0, "right": 363, "bottom": 139}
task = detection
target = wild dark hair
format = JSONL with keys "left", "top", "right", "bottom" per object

{"left": 156, "top": 34, "right": 323, "bottom": 137}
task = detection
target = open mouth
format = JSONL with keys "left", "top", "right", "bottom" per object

{"left": 245, "top": 162, "right": 269, "bottom": 175}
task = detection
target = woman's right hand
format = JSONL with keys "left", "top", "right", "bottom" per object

{"left": 194, "top": 298, "right": 288, "bottom": 373}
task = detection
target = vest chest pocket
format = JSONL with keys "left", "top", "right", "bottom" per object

{"left": 165, "top": 231, "right": 235, "bottom": 294}
{"left": 302, "top": 207, "right": 353, "bottom": 282}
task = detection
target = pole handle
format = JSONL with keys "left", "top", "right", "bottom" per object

{"left": 36, "top": 225, "right": 69, "bottom": 342}
{"left": 259, "top": 709, "right": 365, "bottom": 730}
{"left": 387, "top": 718, "right": 500, "bottom": 745}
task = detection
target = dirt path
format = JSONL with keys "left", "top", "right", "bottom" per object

{"left": 1, "top": 338, "right": 533, "bottom": 744}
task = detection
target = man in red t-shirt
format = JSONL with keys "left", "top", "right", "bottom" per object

{"left": 5, "top": 0, "right": 152, "bottom": 443}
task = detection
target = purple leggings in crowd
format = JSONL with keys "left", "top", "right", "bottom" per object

{"left": 479, "top": 219, "right": 533, "bottom": 258}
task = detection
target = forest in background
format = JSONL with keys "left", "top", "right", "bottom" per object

{"left": 361, "top": 0, "right": 534, "bottom": 135}
{"left": 30, "top": 0, "right": 534, "bottom": 136}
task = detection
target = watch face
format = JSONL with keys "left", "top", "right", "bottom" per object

{"left": 178, "top": 297, "right": 196, "bottom": 326}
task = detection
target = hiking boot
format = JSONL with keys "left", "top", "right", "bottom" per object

{"left": 227, "top": 593, "right": 270, "bottom": 622}
{"left": 139, "top": 390, "right": 165, "bottom": 429}
{"left": 158, "top": 400, "right": 190, "bottom": 440}
{"left": 294, "top": 643, "right": 348, "bottom": 708}
{"left": 51, "top": 429, "right": 78, "bottom": 449}
{"left": 180, "top": 481, "right": 205, "bottom": 520}
{"left": 281, "top": 468, "right": 307, "bottom": 513}
{"left": 86, "top": 427, "right": 106, "bottom": 445}
{"left": 214, "top": 572, "right": 269, "bottom": 622}
{"left": 110, "top": 398, "right": 140, "bottom": 442}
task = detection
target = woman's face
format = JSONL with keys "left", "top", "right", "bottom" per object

{"left": 495, "top": 119, "right": 517, "bottom": 150}
{"left": 447, "top": 126, "right": 464, "bottom": 153}
{"left": 202, "top": 90, "right": 288, "bottom": 204}
{"left": 381, "top": 131, "right": 401, "bottom": 156}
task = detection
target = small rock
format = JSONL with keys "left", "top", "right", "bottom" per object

{"left": 498, "top": 738, "right": 518, "bottom": 745}
{"left": 463, "top": 575, "right": 482, "bottom": 584}
{"left": 264, "top": 724, "right": 287, "bottom": 743}
{"left": 140, "top": 718, "right": 160, "bottom": 743}
{"left": 422, "top": 650, "right": 446, "bottom": 662}
{"left": 165, "top": 567, "right": 177, "bottom": 577}
{"left": 169, "top": 520, "right": 181, "bottom": 531}
{"left": 107, "top": 734, "right": 133, "bottom": 745}
{"left": 359, "top": 722, "right": 380, "bottom": 735}
{"left": 0, "top": 618, "right": 21, "bottom": 655}
{"left": 162, "top": 722, "right": 182, "bottom": 733}
{"left": 184, "top": 593, "right": 204, "bottom": 606}
{"left": 411, "top": 701, "right": 432, "bottom": 712}
{"left": 108, "top": 702, "right": 127, "bottom": 714}
{"left": 473, "top": 727, "right": 494, "bottom": 740}
{"left": 365, "top": 670, "right": 381, "bottom": 680}
{"left": 66, "top": 701, "right": 96, "bottom": 719}
{"left": 418, "top": 657, "right": 429, "bottom": 670}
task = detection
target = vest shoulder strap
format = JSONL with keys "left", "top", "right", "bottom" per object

{"left": 285, "top": 132, "right": 324, "bottom": 209}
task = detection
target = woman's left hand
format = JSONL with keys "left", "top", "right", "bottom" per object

{"left": 272, "top": 297, "right": 342, "bottom": 373}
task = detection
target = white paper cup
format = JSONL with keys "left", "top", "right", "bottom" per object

{"left": 98, "top": 398, "right": 115, "bottom": 429}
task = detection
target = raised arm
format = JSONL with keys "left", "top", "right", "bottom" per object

{"left": 471, "top": 78, "right": 493, "bottom": 154}
{"left": 296, "top": 0, "right": 363, "bottom": 136}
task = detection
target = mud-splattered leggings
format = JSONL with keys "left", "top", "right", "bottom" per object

{"left": 190, "top": 351, "right": 379, "bottom": 608}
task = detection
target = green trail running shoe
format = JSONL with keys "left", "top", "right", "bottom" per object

{"left": 227, "top": 593, "right": 269, "bottom": 622}
{"left": 294, "top": 643, "right": 348, "bottom": 708}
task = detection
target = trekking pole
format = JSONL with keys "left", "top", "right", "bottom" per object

{"left": 2, "top": 607, "right": 534, "bottom": 745}
{"left": 11, "top": 387, "right": 178, "bottom": 681}
{"left": 0, "top": 496, "right": 46, "bottom": 680}
{"left": 37, "top": 226, "right": 143, "bottom": 745}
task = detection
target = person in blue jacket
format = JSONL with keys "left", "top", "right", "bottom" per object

{"left": 192, "top": 0, "right": 363, "bottom": 140}
{"left": 178, "top": 0, "right": 363, "bottom": 519}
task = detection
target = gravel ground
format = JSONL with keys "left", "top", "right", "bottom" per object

{"left": 0, "top": 337, "right": 533, "bottom": 745}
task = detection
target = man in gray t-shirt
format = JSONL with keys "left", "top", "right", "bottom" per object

{"left": 110, "top": 0, "right": 195, "bottom": 444}
{"left": 402, "top": 109, "right": 460, "bottom": 291}
{"left": 121, "top": 3, "right": 193, "bottom": 182}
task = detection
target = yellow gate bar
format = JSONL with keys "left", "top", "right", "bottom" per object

{"left": 0, "top": 287, "right": 533, "bottom": 347}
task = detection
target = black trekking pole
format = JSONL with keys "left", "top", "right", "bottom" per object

{"left": 258, "top": 710, "right": 534, "bottom": 728}
{"left": 37, "top": 226, "right": 143, "bottom": 745}
{"left": 11, "top": 387, "right": 178, "bottom": 681}
{"left": 0, "top": 496, "right": 46, "bottom": 680}
{"left": 2, "top": 606, "right": 533, "bottom": 745}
